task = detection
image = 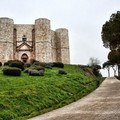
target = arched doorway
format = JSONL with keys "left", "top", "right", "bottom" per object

{"left": 21, "top": 53, "right": 28, "bottom": 63}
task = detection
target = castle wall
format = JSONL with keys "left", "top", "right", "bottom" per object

{"left": 14, "top": 24, "right": 34, "bottom": 61}
{"left": 0, "top": 18, "right": 14, "bottom": 63}
{"left": 35, "top": 18, "right": 52, "bottom": 62}
{"left": 55, "top": 28, "right": 70, "bottom": 64}
{"left": 14, "top": 24, "right": 34, "bottom": 45}
{"left": 0, "top": 17, "right": 70, "bottom": 64}
{"left": 16, "top": 51, "right": 31, "bottom": 62}
{"left": 51, "top": 30, "right": 57, "bottom": 62}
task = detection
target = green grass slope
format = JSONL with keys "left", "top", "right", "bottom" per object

{"left": 0, "top": 64, "right": 103, "bottom": 119}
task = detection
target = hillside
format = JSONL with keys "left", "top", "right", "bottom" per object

{"left": 0, "top": 64, "right": 103, "bottom": 119}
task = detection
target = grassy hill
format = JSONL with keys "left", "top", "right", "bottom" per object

{"left": 0, "top": 64, "right": 104, "bottom": 119}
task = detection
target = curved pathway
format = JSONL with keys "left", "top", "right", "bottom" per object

{"left": 29, "top": 77, "right": 120, "bottom": 120}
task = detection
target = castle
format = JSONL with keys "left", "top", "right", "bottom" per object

{"left": 0, "top": 17, "right": 70, "bottom": 64}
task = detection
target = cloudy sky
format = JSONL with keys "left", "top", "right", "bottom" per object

{"left": 0, "top": 0, "right": 120, "bottom": 76}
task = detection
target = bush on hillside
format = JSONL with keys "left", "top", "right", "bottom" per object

{"left": 45, "top": 63, "right": 53, "bottom": 69}
{"left": 91, "top": 65, "right": 102, "bottom": 77}
{"left": 9, "top": 61, "right": 24, "bottom": 71}
{"left": 53, "top": 62, "right": 64, "bottom": 68}
{"left": 30, "top": 65, "right": 45, "bottom": 71}
{"left": 3, "top": 67, "right": 21, "bottom": 76}
{"left": 93, "top": 68, "right": 102, "bottom": 77}
{"left": 32, "top": 61, "right": 41, "bottom": 66}
{"left": 4, "top": 60, "right": 18, "bottom": 66}
{"left": 23, "top": 68, "right": 30, "bottom": 73}
{"left": 0, "top": 62, "right": 2, "bottom": 66}
{"left": 58, "top": 70, "right": 67, "bottom": 75}
{"left": 4, "top": 60, "right": 13, "bottom": 66}
{"left": 39, "top": 70, "right": 44, "bottom": 76}
{"left": 29, "top": 69, "right": 44, "bottom": 76}
{"left": 4, "top": 60, "right": 24, "bottom": 66}
{"left": 30, "top": 59, "right": 37, "bottom": 64}
{"left": 39, "top": 62, "right": 46, "bottom": 67}
{"left": 4, "top": 62, "right": 8, "bottom": 66}
{"left": 24, "top": 65, "right": 45, "bottom": 74}
{"left": 30, "top": 59, "right": 47, "bottom": 67}
{"left": 33, "top": 61, "right": 46, "bottom": 67}
{"left": 24, "top": 63, "right": 31, "bottom": 68}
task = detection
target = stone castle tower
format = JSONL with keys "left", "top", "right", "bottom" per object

{"left": 0, "top": 17, "right": 70, "bottom": 64}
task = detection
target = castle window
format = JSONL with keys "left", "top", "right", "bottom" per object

{"left": 22, "top": 35, "right": 27, "bottom": 42}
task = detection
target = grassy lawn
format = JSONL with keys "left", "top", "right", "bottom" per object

{"left": 0, "top": 64, "right": 103, "bottom": 119}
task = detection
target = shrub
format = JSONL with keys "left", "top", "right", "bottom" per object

{"left": 29, "top": 69, "right": 44, "bottom": 76}
{"left": 9, "top": 61, "right": 24, "bottom": 71}
{"left": 45, "top": 63, "right": 53, "bottom": 69}
{"left": 0, "top": 62, "right": 2, "bottom": 66}
{"left": 58, "top": 70, "right": 67, "bottom": 75}
{"left": 5, "top": 60, "right": 13, "bottom": 65}
{"left": 30, "top": 65, "right": 45, "bottom": 71}
{"left": 29, "top": 69, "right": 39, "bottom": 76}
{"left": 39, "top": 70, "right": 44, "bottom": 76}
{"left": 53, "top": 62, "right": 64, "bottom": 68}
{"left": 30, "top": 59, "right": 37, "bottom": 64}
{"left": 4, "top": 60, "right": 24, "bottom": 66}
{"left": 23, "top": 68, "right": 30, "bottom": 73}
{"left": 39, "top": 62, "right": 46, "bottom": 67}
{"left": 3, "top": 67, "right": 21, "bottom": 76}
{"left": 24, "top": 63, "right": 31, "bottom": 68}
{"left": 32, "top": 61, "right": 41, "bottom": 66}
{"left": 92, "top": 65, "right": 102, "bottom": 77}
{"left": 4, "top": 62, "right": 9, "bottom": 66}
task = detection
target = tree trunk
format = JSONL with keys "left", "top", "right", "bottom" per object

{"left": 108, "top": 69, "right": 110, "bottom": 77}
{"left": 112, "top": 66, "right": 117, "bottom": 76}
{"left": 118, "top": 65, "right": 120, "bottom": 77}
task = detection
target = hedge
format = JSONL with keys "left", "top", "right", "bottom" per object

{"left": 3, "top": 67, "right": 21, "bottom": 76}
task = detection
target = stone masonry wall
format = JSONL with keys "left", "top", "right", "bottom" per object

{"left": 35, "top": 18, "right": 52, "bottom": 62}
{"left": 51, "top": 30, "right": 57, "bottom": 62}
{"left": 0, "top": 17, "right": 70, "bottom": 64}
{"left": 0, "top": 18, "right": 14, "bottom": 63}
{"left": 14, "top": 24, "right": 34, "bottom": 42}
{"left": 14, "top": 24, "right": 34, "bottom": 61}
{"left": 55, "top": 28, "right": 70, "bottom": 64}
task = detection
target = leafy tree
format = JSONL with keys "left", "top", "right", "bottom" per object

{"left": 102, "top": 11, "right": 120, "bottom": 76}
{"left": 108, "top": 50, "right": 120, "bottom": 76}
{"left": 111, "top": 63, "right": 117, "bottom": 76}
{"left": 103, "top": 61, "right": 111, "bottom": 77}
{"left": 102, "top": 11, "right": 120, "bottom": 50}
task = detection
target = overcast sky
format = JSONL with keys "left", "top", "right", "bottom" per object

{"left": 0, "top": 0, "right": 120, "bottom": 76}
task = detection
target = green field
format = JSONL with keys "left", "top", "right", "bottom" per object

{"left": 0, "top": 64, "right": 103, "bottom": 119}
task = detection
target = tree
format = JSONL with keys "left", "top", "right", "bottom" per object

{"left": 88, "top": 57, "right": 101, "bottom": 77}
{"left": 103, "top": 61, "right": 111, "bottom": 77}
{"left": 102, "top": 11, "right": 120, "bottom": 76}
{"left": 111, "top": 63, "right": 117, "bottom": 76}
{"left": 108, "top": 50, "right": 120, "bottom": 76}
{"left": 88, "top": 57, "right": 100, "bottom": 67}
{"left": 102, "top": 11, "right": 120, "bottom": 50}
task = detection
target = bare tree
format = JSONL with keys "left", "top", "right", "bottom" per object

{"left": 88, "top": 57, "right": 100, "bottom": 67}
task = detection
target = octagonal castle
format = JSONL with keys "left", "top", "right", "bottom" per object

{"left": 0, "top": 17, "right": 70, "bottom": 63}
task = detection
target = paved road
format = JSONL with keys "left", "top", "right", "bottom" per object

{"left": 29, "top": 77, "right": 120, "bottom": 120}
